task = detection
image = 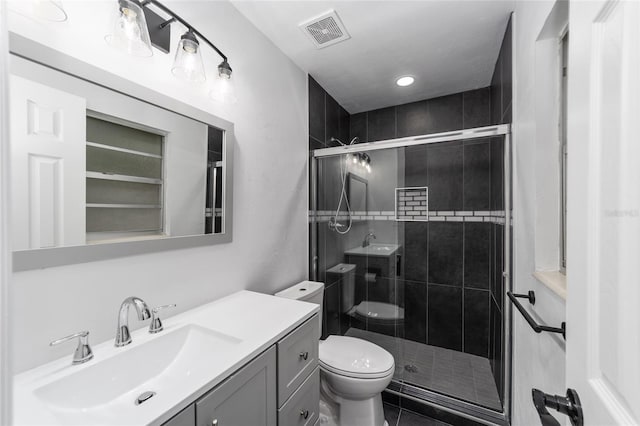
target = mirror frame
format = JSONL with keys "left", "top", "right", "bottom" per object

{"left": 9, "top": 33, "right": 234, "bottom": 271}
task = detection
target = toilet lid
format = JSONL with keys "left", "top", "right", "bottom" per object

{"left": 319, "top": 336, "right": 395, "bottom": 379}
{"left": 355, "top": 301, "right": 405, "bottom": 321}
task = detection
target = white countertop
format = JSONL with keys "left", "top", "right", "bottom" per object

{"left": 13, "top": 290, "right": 319, "bottom": 426}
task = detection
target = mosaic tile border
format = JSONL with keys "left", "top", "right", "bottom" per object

{"left": 309, "top": 210, "right": 507, "bottom": 224}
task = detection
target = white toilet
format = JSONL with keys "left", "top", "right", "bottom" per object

{"left": 276, "top": 280, "right": 394, "bottom": 426}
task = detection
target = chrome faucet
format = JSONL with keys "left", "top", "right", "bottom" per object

{"left": 362, "top": 231, "right": 377, "bottom": 247}
{"left": 115, "top": 296, "right": 151, "bottom": 347}
{"left": 50, "top": 330, "right": 93, "bottom": 365}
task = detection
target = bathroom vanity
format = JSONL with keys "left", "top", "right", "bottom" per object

{"left": 13, "top": 291, "right": 320, "bottom": 426}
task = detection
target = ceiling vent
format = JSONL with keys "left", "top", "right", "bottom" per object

{"left": 299, "top": 10, "right": 350, "bottom": 49}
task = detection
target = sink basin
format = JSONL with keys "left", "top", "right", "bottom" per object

{"left": 344, "top": 243, "right": 400, "bottom": 257}
{"left": 35, "top": 324, "right": 241, "bottom": 411}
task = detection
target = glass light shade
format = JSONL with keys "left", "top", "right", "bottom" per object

{"left": 209, "top": 75, "right": 237, "bottom": 104}
{"left": 32, "top": 0, "right": 67, "bottom": 22}
{"left": 172, "top": 36, "right": 206, "bottom": 82}
{"left": 105, "top": 0, "right": 153, "bottom": 57}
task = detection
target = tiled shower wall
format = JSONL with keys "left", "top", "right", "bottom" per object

{"left": 310, "top": 11, "right": 512, "bottom": 371}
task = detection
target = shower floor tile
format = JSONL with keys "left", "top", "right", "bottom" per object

{"left": 345, "top": 328, "right": 502, "bottom": 411}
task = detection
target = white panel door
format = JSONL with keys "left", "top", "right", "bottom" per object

{"left": 566, "top": 0, "right": 640, "bottom": 425}
{"left": 10, "top": 75, "right": 86, "bottom": 250}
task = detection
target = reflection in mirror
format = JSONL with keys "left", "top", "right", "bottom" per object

{"left": 347, "top": 173, "right": 368, "bottom": 212}
{"left": 9, "top": 42, "right": 233, "bottom": 270}
{"left": 205, "top": 127, "right": 223, "bottom": 234}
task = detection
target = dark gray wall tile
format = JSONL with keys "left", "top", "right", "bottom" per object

{"left": 464, "top": 142, "right": 491, "bottom": 211}
{"left": 309, "top": 76, "right": 325, "bottom": 142}
{"left": 397, "top": 100, "right": 430, "bottom": 137}
{"left": 404, "top": 222, "right": 428, "bottom": 282}
{"left": 428, "top": 284, "right": 462, "bottom": 350}
{"left": 464, "top": 222, "right": 491, "bottom": 290}
{"left": 426, "top": 93, "right": 463, "bottom": 133}
{"left": 339, "top": 105, "right": 350, "bottom": 145}
{"left": 490, "top": 298, "right": 504, "bottom": 400}
{"left": 490, "top": 137, "right": 504, "bottom": 211}
{"left": 309, "top": 136, "right": 324, "bottom": 151}
{"left": 405, "top": 145, "right": 428, "bottom": 187}
{"left": 427, "top": 143, "right": 463, "bottom": 211}
{"left": 463, "top": 88, "right": 491, "bottom": 129}
{"left": 325, "top": 94, "right": 340, "bottom": 146}
{"left": 490, "top": 65, "right": 502, "bottom": 125}
{"left": 501, "top": 19, "right": 513, "bottom": 120}
{"left": 368, "top": 106, "right": 397, "bottom": 141}
{"left": 464, "top": 289, "right": 490, "bottom": 357}
{"left": 428, "top": 222, "right": 463, "bottom": 286}
{"left": 490, "top": 15, "right": 512, "bottom": 125}
{"left": 350, "top": 112, "right": 368, "bottom": 143}
{"left": 405, "top": 280, "right": 427, "bottom": 344}
{"left": 493, "top": 224, "right": 504, "bottom": 310}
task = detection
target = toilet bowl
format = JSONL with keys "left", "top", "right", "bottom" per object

{"left": 275, "top": 280, "right": 394, "bottom": 426}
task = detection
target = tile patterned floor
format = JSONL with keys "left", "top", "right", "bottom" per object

{"left": 345, "top": 328, "right": 502, "bottom": 411}
{"left": 384, "top": 403, "right": 451, "bottom": 426}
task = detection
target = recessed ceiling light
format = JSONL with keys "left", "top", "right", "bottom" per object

{"left": 396, "top": 76, "right": 415, "bottom": 87}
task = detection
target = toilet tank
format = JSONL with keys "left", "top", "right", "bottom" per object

{"left": 275, "top": 281, "right": 324, "bottom": 340}
{"left": 326, "top": 263, "right": 356, "bottom": 313}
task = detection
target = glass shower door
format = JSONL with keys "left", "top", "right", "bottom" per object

{"left": 311, "top": 130, "right": 509, "bottom": 416}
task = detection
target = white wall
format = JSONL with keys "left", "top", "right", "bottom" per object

{"left": 8, "top": 0, "right": 308, "bottom": 373}
{"left": 512, "top": 1, "right": 568, "bottom": 424}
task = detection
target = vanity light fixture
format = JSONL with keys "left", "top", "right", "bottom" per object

{"left": 106, "top": 0, "right": 233, "bottom": 81}
{"left": 350, "top": 153, "right": 372, "bottom": 173}
{"left": 396, "top": 76, "right": 415, "bottom": 87}
{"left": 172, "top": 30, "right": 206, "bottom": 82}
{"left": 105, "top": 0, "right": 153, "bottom": 57}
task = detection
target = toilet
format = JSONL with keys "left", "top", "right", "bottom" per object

{"left": 276, "top": 280, "right": 394, "bottom": 426}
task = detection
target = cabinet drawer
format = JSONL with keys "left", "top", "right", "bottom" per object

{"left": 277, "top": 315, "right": 319, "bottom": 406}
{"left": 278, "top": 367, "right": 320, "bottom": 426}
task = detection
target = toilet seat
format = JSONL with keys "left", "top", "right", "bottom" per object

{"left": 354, "top": 301, "right": 405, "bottom": 321}
{"left": 319, "top": 336, "right": 394, "bottom": 379}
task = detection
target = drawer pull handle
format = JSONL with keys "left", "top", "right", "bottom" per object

{"left": 211, "top": 420, "right": 218, "bottom": 426}
{"left": 300, "top": 409, "right": 310, "bottom": 419}
{"left": 299, "top": 351, "right": 309, "bottom": 360}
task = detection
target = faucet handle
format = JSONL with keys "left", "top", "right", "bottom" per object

{"left": 50, "top": 331, "right": 94, "bottom": 365}
{"left": 149, "top": 304, "right": 176, "bottom": 334}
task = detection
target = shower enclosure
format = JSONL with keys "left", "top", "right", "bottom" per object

{"left": 310, "top": 125, "right": 511, "bottom": 425}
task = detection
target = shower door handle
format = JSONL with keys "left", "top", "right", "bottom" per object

{"left": 532, "top": 388, "right": 583, "bottom": 426}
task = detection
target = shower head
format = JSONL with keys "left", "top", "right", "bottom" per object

{"left": 329, "top": 136, "right": 359, "bottom": 147}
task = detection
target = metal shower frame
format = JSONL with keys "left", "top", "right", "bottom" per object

{"left": 309, "top": 123, "right": 512, "bottom": 426}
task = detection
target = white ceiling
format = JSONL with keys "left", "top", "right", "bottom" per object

{"left": 232, "top": 1, "right": 514, "bottom": 113}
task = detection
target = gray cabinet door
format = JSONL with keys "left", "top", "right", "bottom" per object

{"left": 196, "top": 346, "right": 277, "bottom": 426}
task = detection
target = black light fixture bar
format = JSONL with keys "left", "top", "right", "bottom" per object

{"left": 142, "top": 0, "right": 228, "bottom": 61}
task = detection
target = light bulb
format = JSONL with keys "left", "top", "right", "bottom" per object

{"left": 352, "top": 156, "right": 358, "bottom": 164}
{"left": 105, "top": 0, "right": 153, "bottom": 57}
{"left": 172, "top": 31, "right": 206, "bottom": 82}
{"left": 366, "top": 164, "right": 371, "bottom": 173}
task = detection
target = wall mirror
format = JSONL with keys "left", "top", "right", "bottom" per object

{"left": 347, "top": 173, "right": 368, "bottom": 212}
{"left": 9, "top": 34, "right": 234, "bottom": 271}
